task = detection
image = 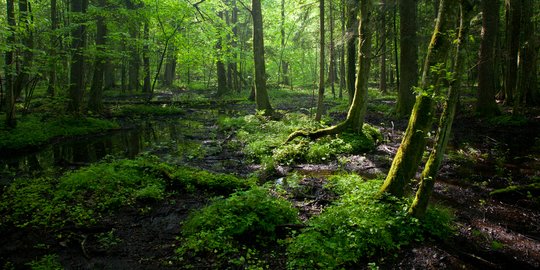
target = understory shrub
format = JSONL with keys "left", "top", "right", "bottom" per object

{"left": 176, "top": 186, "right": 299, "bottom": 267}
{"left": 169, "top": 166, "right": 256, "bottom": 194}
{"left": 218, "top": 113, "right": 382, "bottom": 166}
{"left": 287, "top": 176, "right": 454, "bottom": 269}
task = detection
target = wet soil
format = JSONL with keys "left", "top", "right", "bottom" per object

{"left": 1, "top": 93, "right": 539, "bottom": 269}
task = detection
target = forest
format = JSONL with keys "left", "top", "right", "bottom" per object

{"left": 0, "top": 0, "right": 539, "bottom": 268}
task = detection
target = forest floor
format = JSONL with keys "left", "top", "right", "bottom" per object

{"left": 1, "top": 90, "right": 539, "bottom": 269}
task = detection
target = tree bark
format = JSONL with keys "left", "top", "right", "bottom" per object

{"left": 396, "top": 0, "right": 418, "bottom": 117}
{"left": 379, "top": 0, "right": 454, "bottom": 198}
{"left": 142, "top": 21, "right": 151, "bottom": 93}
{"left": 47, "top": 0, "right": 59, "bottom": 97}
{"left": 379, "top": 0, "right": 387, "bottom": 94}
{"left": 315, "top": 0, "right": 325, "bottom": 121}
{"left": 89, "top": 0, "right": 107, "bottom": 113}
{"left": 503, "top": 0, "right": 521, "bottom": 104}
{"left": 476, "top": 0, "right": 501, "bottom": 116}
{"left": 217, "top": 11, "right": 228, "bottom": 97}
{"left": 4, "top": 0, "right": 16, "bottom": 127}
{"left": 252, "top": 0, "right": 273, "bottom": 115}
{"left": 516, "top": 0, "right": 538, "bottom": 106}
{"left": 68, "top": 0, "right": 88, "bottom": 113}
{"left": 345, "top": 0, "right": 359, "bottom": 104}
{"left": 409, "top": 1, "right": 472, "bottom": 218}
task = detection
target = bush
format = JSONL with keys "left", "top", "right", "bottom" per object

{"left": 287, "top": 176, "right": 454, "bottom": 269}
{"left": 176, "top": 187, "right": 299, "bottom": 267}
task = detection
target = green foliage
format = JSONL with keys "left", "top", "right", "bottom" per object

{"left": 176, "top": 187, "right": 299, "bottom": 267}
{"left": 0, "top": 115, "right": 118, "bottom": 151}
{"left": 26, "top": 254, "right": 62, "bottom": 270}
{"left": 0, "top": 156, "right": 167, "bottom": 228}
{"left": 287, "top": 177, "right": 454, "bottom": 269}
{"left": 169, "top": 166, "right": 256, "bottom": 194}
{"left": 219, "top": 113, "right": 380, "bottom": 167}
{"left": 111, "top": 105, "right": 185, "bottom": 117}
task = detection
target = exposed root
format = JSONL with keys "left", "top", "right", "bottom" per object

{"left": 284, "top": 121, "right": 350, "bottom": 144}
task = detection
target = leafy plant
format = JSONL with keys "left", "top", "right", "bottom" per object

{"left": 26, "top": 254, "right": 62, "bottom": 270}
{"left": 176, "top": 187, "right": 299, "bottom": 267}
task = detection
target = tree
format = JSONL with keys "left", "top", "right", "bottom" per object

{"left": 88, "top": 0, "right": 108, "bottom": 113}
{"left": 476, "top": 0, "right": 501, "bottom": 116}
{"left": 502, "top": 0, "right": 521, "bottom": 104}
{"left": 516, "top": 0, "right": 538, "bottom": 107}
{"left": 395, "top": 0, "right": 418, "bottom": 117}
{"left": 252, "top": 0, "right": 274, "bottom": 115}
{"left": 286, "top": 0, "right": 372, "bottom": 142}
{"left": 4, "top": 0, "right": 16, "bottom": 127}
{"left": 216, "top": 11, "right": 228, "bottom": 96}
{"left": 68, "top": 0, "right": 89, "bottom": 113}
{"left": 315, "top": 0, "right": 325, "bottom": 121}
{"left": 379, "top": 0, "right": 387, "bottom": 94}
{"left": 409, "top": 0, "right": 473, "bottom": 218}
{"left": 142, "top": 21, "right": 152, "bottom": 93}
{"left": 379, "top": 0, "right": 455, "bottom": 198}
{"left": 345, "top": 0, "right": 360, "bottom": 104}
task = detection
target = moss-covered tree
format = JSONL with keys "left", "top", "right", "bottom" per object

{"left": 379, "top": 0, "right": 455, "bottom": 198}
{"left": 252, "top": 0, "right": 274, "bottom": 116}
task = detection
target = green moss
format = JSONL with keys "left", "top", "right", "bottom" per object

{"left": 169, "top": 166, "right": 256, "bottom": 194}
{"left": 0, "top": 115, "right": 119, "bottom": 151}
{"left": 111, "top": 104, "right": 185, "bottom": 117}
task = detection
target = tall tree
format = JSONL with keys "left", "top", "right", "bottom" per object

{"left": 89, "top": 0, "right": 108, "bottom": 113}
{"left": 379, "top": 0, "right": 454, "bottom": 198}
{"left": 315, "top": 0, "right": 325, "bottom": 121}
{"left": 476, "top": 0, "right": 501, "bottom": 116}
{"left": 409, "top": 0, "right": 472, "bottom": 218}
{"left": 286, "top": 0, "right": 373, "bottom": 142}
{"left": 47, "top": 0, "right": 59, "bottom": 96}
{"left": 68, "top": 0, "right": 89, "bottom": 113}
{"left": 516, "top": 0, "right": 538, "bottom": 107}
{"left": 4, "top": 0, "right": 16, "bottom": 127}
{"left": 252, "top": 0, "right": 273, "bottom": 115}
{"left": 503, "top": 0, "right": 521, "bottom": 104}
{"left": 280, "top": 0, "right": 290, "bottom": 85}
{"left": 142, "top": 21, "right": 151, "bottom": 93}
{"left": 379, "top": 0, "right": 387, "bottom": 93}
{"left": 216, "top": 11, "right": 228, "bottom": 96}
{"left": 345, "top": 0, "right": 359, "bottom": 103}
{"left": 395, "top": 0, "right": 418, "bottom": 117}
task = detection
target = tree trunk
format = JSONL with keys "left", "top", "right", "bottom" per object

{"left": 142, "top": 21, "right": 151, "bottom": 93}
{"left": 339, "top": 0, "right": 346, "bottom": 99}
{"left": 280, "top": 0, "right": 290, "bottom": 85}
{"left": 379, "top": 0, "right": 387, "bottom": 94}
{"left": 379, "top": 0, "right": 454, "bottom": 198}
{"left": 67, "top": 0, "right": 88, "bottom": 113}
{"left": 345, "top": 0, "right": 359, "bottom": 104}
{"left": 216, "top": 11, "right": 228, "bottom": 97}
{"left": 516, "top": 0, "right": 537, "bottom": 106}
{"left": 88, "top": 0, "right": 107, "bottom": 113}
{"left": 47, "top": 0, "right": 58, "bottom": 97}
{"left": 328, "top": 1, "right": 336, "bottom": 98}
{"left": 476, "top": 0, "right": 501, "bottom": 116}
{"left": 128, "top": 23, "right": 140, "bottom": 93}
{"left": 252, "top": 0, "right": 273, "bottom": 115}
{"left": 4, "top": 0, "right": 16, "bottom": 127}
{"left": 396, "top": 0, "right": 418, "bottom": 117}
{"left": 315, "top": 0, "right": 326, "bottom": 121}
{"left": 163, "top": 48, "right": 177, "bottom": 87}
{"left": 286, "top": 0, "right": 372, "bottom": 142}
{"left": 503, "top": 0, "right": 521, "bottom": 104}
{"left": 409, "top": 1, "right": 472, "bottom": 218}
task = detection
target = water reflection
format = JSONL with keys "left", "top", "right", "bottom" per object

{"left": 0, "top": 116, "right": 213, "bottom": 185}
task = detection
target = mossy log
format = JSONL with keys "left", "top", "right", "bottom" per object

{"left": 490, "top": 183, "right": 540, "bottom": 197}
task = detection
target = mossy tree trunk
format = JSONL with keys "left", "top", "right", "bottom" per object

{"left": 409, "top": 1, "right": 472, "bottom": 218}
{"left": 379, "top": 0, "right": 455, "bottom": 198}
{"left": 345, "top": 0, "right": 359, "bottom": 104}
{"left": 286, "top": 0, "right": 372, "bottom": 142}
{"left": 252, "top": 0, "right": 273, "bottom": 116}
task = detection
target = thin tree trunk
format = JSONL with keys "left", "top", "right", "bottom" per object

{"left": 216, "top": 11, "right": 228, "bottom": 97}
{"left": 142, "top": 21, "right": 151, "bottom": 93}
{"left": 315, "top": 0, "right": 325, "bottom": 121}
{"left": 47, "top": 0, "right": 58, "bottom": 96}
{"left": 4, "top": 0, "right": 16, "bottom": 127}
{"left": 339, "top": 0, "right": 346, "bottom": 99}
{"left": 68, "top": 0, "right": 88, "bottom": 113}
{"left": 328, "top": 1, "right": 336, "bottom": 98}
{"left": 379, "top": 0, "right": 387, "bottom": 94}
{"left": 345, "top": 0, "right": 359, "bottom": 104}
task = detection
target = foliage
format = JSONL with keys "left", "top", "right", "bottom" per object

{"left": 111, "top": 104, "right": 185, "bottom": 117}
{"left": 26, "top": 254, "right": 63, "bottom": 270}
{"left": 218, "top": 113, "right": 381, "bottom": 167}
{"left": 287, "top": 176, "right": 454, "bottom": 269}
{"left": 0, "top": 156, "right": 167, "bottom": 228}
{"left": 0, "top": 115, "right": 119, "bottom": 151}
{"left": 168, "top": 166, "right": 256, "bottom": 194}
{"left": 176, "top": 187, "right": 299, "bottom": 267}
{"left": 485, "top": 114, "right": 528, "bottom": 127}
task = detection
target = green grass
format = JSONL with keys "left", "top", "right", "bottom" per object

{"left": 0, "top": 114, "right": 119, "bottom": 151}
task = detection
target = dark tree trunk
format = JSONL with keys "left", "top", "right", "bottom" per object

{"left": 503, "top": 0, "right": 521, "bottom": 104}
{"left": 128, "top": 23, "right": 140, "bottom": 93}
{"left": 216, "top": 11, "right": 228, "bottom": 97}
{"left": 4, "top": 0, "right": 16, "bottom": 127}
{"left": 68, "top": 0, "right": 88, "bottom": 113}
{"left": 396, "top": 0, "right": 418, "bottom": 117}
{"left": 379, "top": 0, "right": 387, "bottom": 93}
{"left": 163, "top": 48, "right": 176, "bottom": 87}
{"left": 47, "top": 0, "right": 58, "bottom": 97}
{"left": 328, "top": 1, "right": 336, "bottom": 99}
{"left": 142, "top": 21, "right": 151, "bottom": 93}
{"left": 315, "top": 0, "right": 325, "bottom": 121}
{"left": 252, "top": 0, "right": 273, "bottom": 115}
{"left": 103, "top": 61, "right": 115, "bottom": 90}
{"left": 516, "top": 0, "right": 537, "bottom": 106}
{"left": 280, "top": 0, "right": 290, "bottom": 85}
{"left": 477, "top": 0, "right": 501, "bottom": 116}
{"left": 339, "top": 0, "right": 346, "bottom": 99}
{"left": 88, "top": 0, "right": 107, "bottom": 113}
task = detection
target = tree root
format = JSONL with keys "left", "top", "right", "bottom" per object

{"left": 284, "top": 120, "right": 350, "bottom": 144}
